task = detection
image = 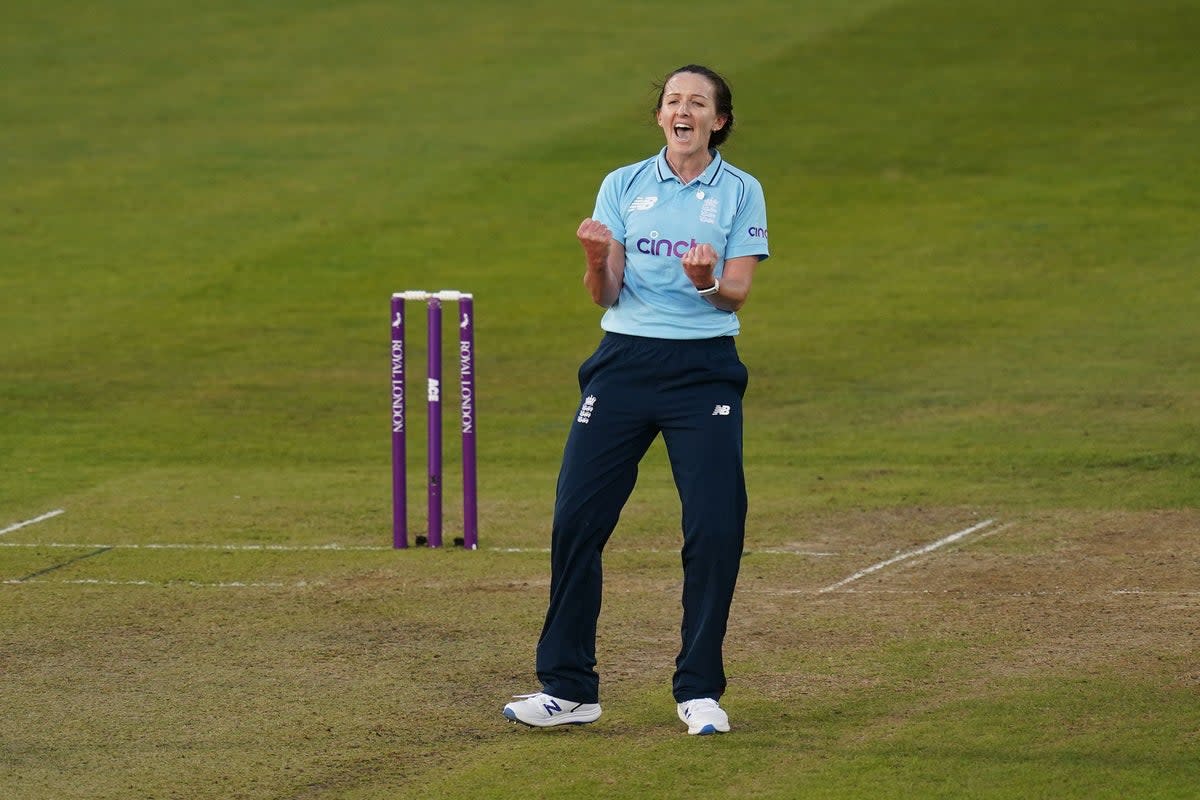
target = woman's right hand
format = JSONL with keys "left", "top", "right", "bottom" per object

{"left": 577, "top": 218, "right": 612, "bottom": 267}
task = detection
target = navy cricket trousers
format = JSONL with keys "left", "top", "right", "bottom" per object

{"left": 535, "top": 332, "right": 749, "bottom": 704}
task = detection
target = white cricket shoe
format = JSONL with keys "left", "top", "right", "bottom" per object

{"left": 503, "top": 692, "right": 601, "bottom": 727}
{"left": 677, "top": 698, "right": 730, "bottom": 735}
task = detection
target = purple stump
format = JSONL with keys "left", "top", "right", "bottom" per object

{"left": 426, "top": 297, "right": 443, "bottom": 548}
{"left": 458, "top": 296, "right": 478, "bottom": 550}
{"left": 390, "top": 295, "right": 408, "bottom": 549}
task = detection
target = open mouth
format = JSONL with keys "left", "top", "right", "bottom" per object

{"left": 672, "top": 123, "right": 693, "bottom": 143}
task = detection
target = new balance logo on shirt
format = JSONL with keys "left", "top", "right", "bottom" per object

{"left": 712, "top": 405, "right": 731, "bottom": 416}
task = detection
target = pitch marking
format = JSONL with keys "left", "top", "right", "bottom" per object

{"left": 1, "top": 509, "right": 65, "bottom": 536}
{"left": 0, "top": 541, "right": 395, "bottom": 552}
{"left": 817, "top": 518, "right": 997, "bottom": 594}
{"left": 4, "top": 577, "right": 322, "bottom": 589}
{"left": 1, "top": 542, "right": 834, "bottom": 556}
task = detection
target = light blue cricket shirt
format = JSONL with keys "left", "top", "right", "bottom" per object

{"left": 591, "top": 147, "right": 769, "bottom": 339}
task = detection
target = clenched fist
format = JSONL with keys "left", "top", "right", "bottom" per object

{"left": 681, "top": 242, "right": 718, "bottom": 289}
{"left": 577, "top": 219, "right": 612, "bottom": 266}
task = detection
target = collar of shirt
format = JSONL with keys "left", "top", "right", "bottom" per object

{"left": 654, "top": 147, "right": 726, "bottom": 187}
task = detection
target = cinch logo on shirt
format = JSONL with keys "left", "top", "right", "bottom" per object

{"left": 636, "top": 232, "right": 698, "bottom": 257}
{"left": 748, "top": 226, "right": 768, "bottom": 238}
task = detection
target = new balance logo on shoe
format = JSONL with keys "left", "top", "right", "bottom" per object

{"left": 503, "top": 692, "right": 602, "bottom": 728}
{"left": 712, "top": 404, "right": 731, "bottom": 416}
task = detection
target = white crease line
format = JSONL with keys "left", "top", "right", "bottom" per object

{"left": 817, "top": 518, "right": 997, "bottom": 594}
{"left": 0, "top": 541, "right": 394, "bottom": 552}
{"left": 970, "top": 521, "right": 1014, "bottom": 541}
{"left": 1, "top": 509, "right": 65, "bottom": 536}
{"left": 1112, "top": 589, "right": 1200, "bottom": 596}
{"left": 4, "top": 577, "right": 322, "bottom": 589}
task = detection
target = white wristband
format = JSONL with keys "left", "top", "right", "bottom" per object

{"left": 696, "top": 278, "right": 720, "bottom": 297}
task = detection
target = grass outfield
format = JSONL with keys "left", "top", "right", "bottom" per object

{"left": 2, "top": 1, "right": 1198, "bottom": 798}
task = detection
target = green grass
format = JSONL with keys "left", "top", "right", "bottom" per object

{"left": 2, "top": 0, "right": 1199, "bottom": 797}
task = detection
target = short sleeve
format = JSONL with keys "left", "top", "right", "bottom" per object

{"left": 724, "top": 178, "right": 769, "bottom": 262}
{"left": 591, "top": 169, "right": 626, "bottom": 243}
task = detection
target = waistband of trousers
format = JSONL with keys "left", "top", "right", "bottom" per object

{"left": 601, "top": 331, "right": 736, "bottom": 354}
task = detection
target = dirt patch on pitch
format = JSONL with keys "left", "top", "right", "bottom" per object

{"left": 680, "top": 507, "right": 1198, "bottom": 702}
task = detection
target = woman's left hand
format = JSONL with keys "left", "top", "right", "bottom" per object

{"left": 680, "top": 243, "right": 719, "bottom": 289}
